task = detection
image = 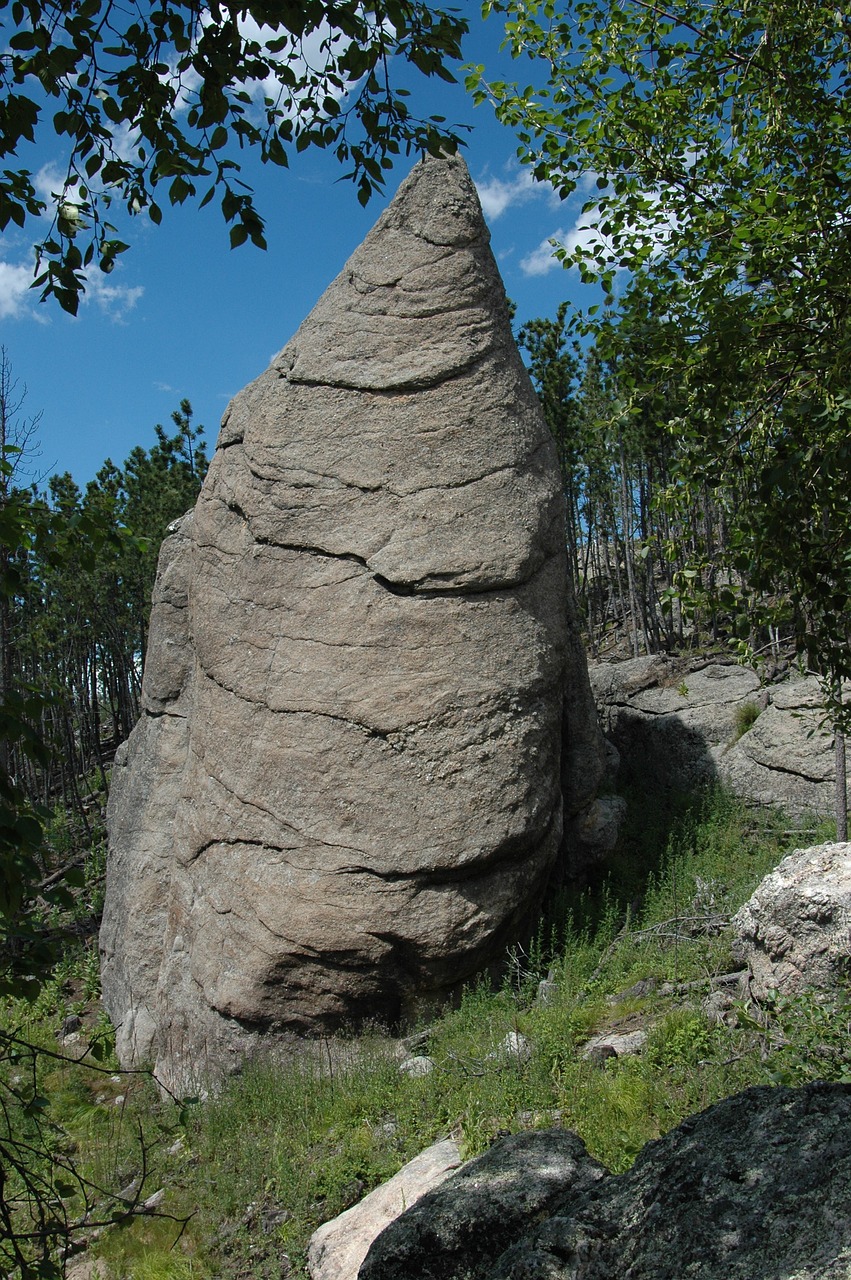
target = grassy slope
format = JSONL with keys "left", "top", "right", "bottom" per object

{"left": 3, "top": 787, "right": 847, "bottom": 1280}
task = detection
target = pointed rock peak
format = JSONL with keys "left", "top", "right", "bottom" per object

{"left": 275, "top": 151, "right": 510, "bottom": 393}
{"left": 381, "top": 151, "right": 490, "bottom": 248}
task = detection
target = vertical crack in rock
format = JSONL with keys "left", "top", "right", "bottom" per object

{"left": 100, "top": 154, "right": 606, "bottom": 1093}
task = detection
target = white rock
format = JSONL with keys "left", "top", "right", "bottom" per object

{"left": 399, "top": 1055, "right": 435, "bottom": 1077}
{"left": 499, "top": 1031, "right": 532, "bottom": 1063}
{"left": 733, "top": 842, "right": 851, "bottom": 998}
{"left": 582, "top": 1029, "right": 648, "bottom": 1060}
{"left": 307, "top": 1138, "right": 463, "bottom": 1280}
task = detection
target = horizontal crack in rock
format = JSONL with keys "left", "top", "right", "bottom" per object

{"left": 193, "top": 835, "right": 366, "bottom": 863}
{"left": 281, "top": 338, "right": 490, "bottom": 395}
{"left": 223, "top": 495, "right": 548, "bottom": 595}
{"left": 240, "top": 449, "right": 546, "bottom": 501}
{"left": 737, "top": 753, "right": 832, "bottom": 783}
{"left": 337, "top": 805, "right": 561, "bottom": 886}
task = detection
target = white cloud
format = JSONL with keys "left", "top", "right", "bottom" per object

{"left": 520, "top": 215, "right": 607, "bottom": 276}
{"left": 85, "top": 273, "right": 144, "bottom": 319}
{"left": 520, "top": 232, "right": 565, "bottom": 277}
{"left": 33, "top": 163, "right": 66, "bottom": 204}
{"left": 0, "top": 254, "right": 143, "bottom": 322}
{"left": 105, "top": 119, "right": 141, "bottom": 164}
{"left": 519, "top": 184, "right": 678, "bottom": 277}
{"left": 576, "top": 170, "right": 608, "bottom": 198}
{"left": 475, "top": 164, "right": 557, "bottom": 222}
{"left": 526, "top": 163, "right": 691, "bottom": 278}
{"left": 476, "top": 169, "right": 537, "bottom": 221}
{"left": 564, "top": 218, "right": 611, "bottom": 258}
{"left": 0, "top": 261, "right": 38, "bottom": 319}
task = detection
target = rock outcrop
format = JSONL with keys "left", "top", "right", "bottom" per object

{"left": 100, "top": 154, "right": 606, "bottom": 1090}
{"left": 590, "top": 655, "right": 846, "bottom": 814}
{"left": 733, "top": 842, "right": 851, "bottom": 998}
{"left": 360, "top": 1084, "right": 851, "bottom": 1279}
{"left": 721, "top": 676, "right": 844, "bottom": 814}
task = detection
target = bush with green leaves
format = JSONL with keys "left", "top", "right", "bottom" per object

{"left": 761, "top": 987, "right": 851, "bottom": 1086}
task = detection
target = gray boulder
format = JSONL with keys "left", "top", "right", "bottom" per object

{"left": 732, "top": 842, "right": 851, "bottom": 998}
{"left": 362, "top": 1084, "right": 851, "bottom": 1280}
{"left": 722, "top": 677, "right": 843, "bottom": 814}
{"left": 100, "top": 154, "right": 605, "bottom": 1091}
{"left": 590, "top": 656, "right": 760, "bottom": 794}
{"left": 359, "top": 1130, "right": 607, "bottom": 1280}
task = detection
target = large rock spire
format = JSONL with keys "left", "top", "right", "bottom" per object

{"left": 100, "top": 154, "right": 605, "bottom": 1091}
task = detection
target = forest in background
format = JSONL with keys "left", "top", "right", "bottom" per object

{"left": 0, "top": 358, "right": 206, "bottom": 973}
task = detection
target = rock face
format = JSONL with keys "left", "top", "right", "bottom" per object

{"left": 361, "top": 1084, "right": 851, "bottom": 1280}
{"left": 733, "top": 842, "right": 851, "bottom": 998}
{"left": 722, "top": 677, "right": 844, "bottom": 814}
{"left": 590, "top": 655, "right": 846, "bottom": 814}
{"left": 590, "top": 656, "right": 761, "bottom": 795}
{"left": 100, "top": 154, "right": 605, "bottom": 1089}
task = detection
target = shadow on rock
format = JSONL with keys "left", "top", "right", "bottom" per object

{"left": 361, "top": 1083, "right": 851, "bottom": 1280}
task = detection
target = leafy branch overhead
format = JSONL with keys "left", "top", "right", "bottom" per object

{"left": 1, "top": 0, "right": 469, "bottom": 312}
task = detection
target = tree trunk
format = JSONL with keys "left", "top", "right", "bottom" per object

{"left": 618, "top": 440, "right": 641, "bottom": 658}
{"left": 835, "top": 684, "right": 848, "bottom": 842}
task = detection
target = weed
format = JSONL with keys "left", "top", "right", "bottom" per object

{"left": 731, "top": 700, "right": 762, "bottom": 742}
{"left": 126, "top": 1255, "right": 199, "bottom": 1280}
{"left": 645, "top": 1008, "right": 716, "bottom": 1069}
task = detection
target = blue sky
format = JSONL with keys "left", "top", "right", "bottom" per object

{"left": 0, "top": 3, "right": 601, "bottom": 489}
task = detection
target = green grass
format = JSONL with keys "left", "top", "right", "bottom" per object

{"left": 731, "top": 699, "right": 762, "bottom": 742}
{"left": 1, "top": 786, "right": 845, "bottom": 1279}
